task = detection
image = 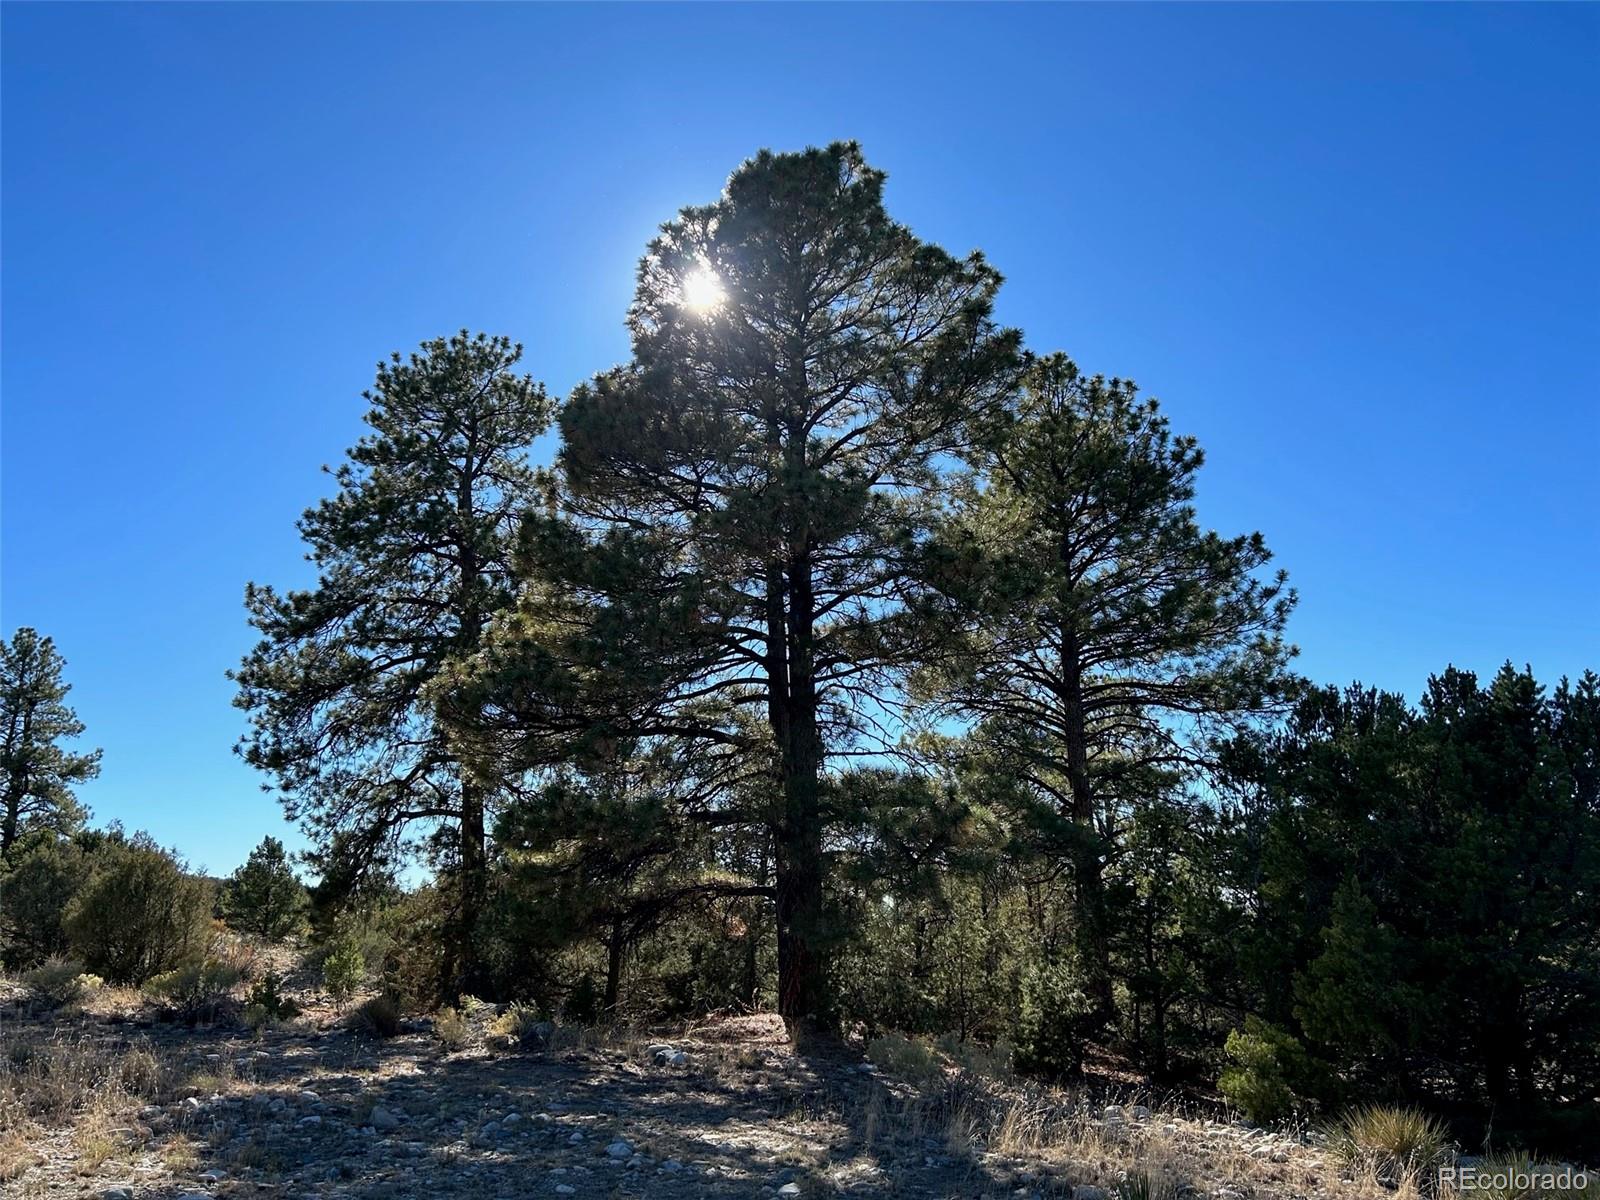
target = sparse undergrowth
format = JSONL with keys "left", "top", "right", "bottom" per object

{"left": 0, "top": 984, "right": 1592, "bottom": 1200}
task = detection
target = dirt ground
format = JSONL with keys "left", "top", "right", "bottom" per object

{"left": 0, "top": 979, "right": 1560, "bottom": 1200}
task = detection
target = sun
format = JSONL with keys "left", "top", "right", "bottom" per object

{"left": 680, "top": 264, "right": 727, "bottom": 314}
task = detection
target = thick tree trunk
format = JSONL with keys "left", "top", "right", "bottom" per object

{"left": 1060, "top": 617, "right": 1116, "bottom": 1031}
{"left": 774, "top": 675, "right": 827, "bottom": 1031}
{"left": 453, "top": 777, "right": 487, "bottom": 998}
{"left": 767, "top": 534, "right": 830, "bottom": 1034}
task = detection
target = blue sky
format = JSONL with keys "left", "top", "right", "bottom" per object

{"left": 3, "top": 3, "right": 1596, "bottom": 876}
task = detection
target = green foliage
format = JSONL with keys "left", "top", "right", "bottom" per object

{"left": 244, "top": 971, "right": 300, "bottom": 1022}
{"left": 22, "top": 957, "right": 100, "bottom": 1009}
{"left": 63, "top": 835, "right": 214, "bottom": 985}
{"left": 1218, "top": 1018, "right": 1319, "bottom": 1125}
{"left": 234, "top": 330, "right": 553, "bottom": 995}
{"left": 1221, "top": 666, "right": 1600, "bottom": 1154}
{"left": 915, "top": 353, "right": 1297, "bottom": 1026}
{"left": 0, "top": 833, "right": 90, "bottom": 968}
{"left": 221, "top": 836, "right": 307, "bottom": 941}
{"left": 1015, "top": 956, "right": 1097, "bottom": 1079}
{"left": 463, "top": 141, "right": 1018, "bottom": 1030}
{"left": 321, "top": 935, "right": 365, "bottom": 1006}
{"left": 142, "top": 959, "right": 246, "bottom": 1024}
{"left": 0, "top": 628, "right": 100, "bottom": 858}
{"left": 1328, "top": 1104, "right": 1451, "bottom": 1184}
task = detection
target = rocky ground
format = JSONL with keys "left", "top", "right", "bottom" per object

{"left": 0, "top": 977, "right": 1576, "bottom": 1200}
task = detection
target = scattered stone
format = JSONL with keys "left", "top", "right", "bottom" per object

{"left": 370, "top": 1106, "right": 401, "bottom": 1131}
{"left": 778, "top": 1184, "right": 802, "bottom": 1197}
{"left": 606, "top": 1139, "right": 633, "bottom": 1158}
{"left": 1073, "top": 1187, "right": 1109, "bottom": 1200}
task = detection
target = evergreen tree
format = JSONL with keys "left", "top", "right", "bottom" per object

{"left": 221, "top": 835, "right": 308, "bottom": 940}
{"left": 1223, "top": 666, "right": 1600, "bottom": 1153}
{"left": 464, "top": 143, "right": 1017, "bottom": 1030}
{"left": 0, "top": 628, "right": 101, "bottom": 858}
{"left": 233, "top": 332, "right": 552, "bottom": 995}
{"left": 919, "top": 353, "right": 1296, "bottom": 1029}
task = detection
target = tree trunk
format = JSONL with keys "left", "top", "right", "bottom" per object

{"left": 769, "top": 529, "right": 830, "bottom": 1034}
{"left": 604, "top": 915, "right": 625, "bottom": 1013}
{"left": 1060, "top": 614, "right": 1116, "bottom": 1030}
{"left": 454, "top": 777, "right": 487, "bottom": 998}
{"left": 0, "top": 791, "right": 18, "bottom": 858}
{"left": 774, "top": 714, "right": 827, "bottom": 1032}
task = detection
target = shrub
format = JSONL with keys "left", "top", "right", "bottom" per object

{"left": 244, "top": 972, "right": 300, "bottom": 1023}
{"left": 321, "top": 936, "right": 365, "bottom": 1006}
{"left": 348, "top": 994, "right": 400, "bottom": 1038}
{"left": 142, "top": 959, "right": 245, "bottom": 1024}
{"left": 1218, "top": 1017, "right": 1315, "bottom": 1125}
{"left": 936, "top": 1031, "right": 1016, "bottom": 1082}
{"left": 434, "top": 1006, "right": 469, "bottom": 1049}
{"left": 21, "top": 958, "right": 99, "bottom": 1009}
{"left": 488, "top": 1002, "right": 552, "bottom": 1051}
{"left": 562, "top": 974, "right": 602, "bottom": 1026}
{"left": 1016, "top": 958, "right": 1094, "bottom": 1078}
{"left": 867, "top": 1032, "right": 944, "bottom": 1086}
{"left": 1329, "top": 1104, "right": 1451, "bottom": 1185}
{"left": 0, "top": 837, "right": 90, "bottom": 969}
{"left": 64, "top": 838, "right": 213, "bottom": 985}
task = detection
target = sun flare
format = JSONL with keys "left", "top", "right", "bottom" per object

{"left": 680, "top": 264, "right": 726, "bottom": 314}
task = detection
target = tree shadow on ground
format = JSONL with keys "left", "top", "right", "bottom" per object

{"left": 124, "top": 1021, "right": 1092, "bottom": 1199}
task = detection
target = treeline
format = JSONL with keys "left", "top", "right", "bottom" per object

{"left": 2, "top": 142, "right": 1595, "bottom": 1157}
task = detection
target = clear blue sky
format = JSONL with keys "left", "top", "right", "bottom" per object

{"left": 3, "top": 3, "right": 1596, "bottom": 876}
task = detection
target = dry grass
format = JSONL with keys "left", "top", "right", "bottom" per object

{"left": 160, "top": 1133, "right": 200, "bottom": 1172}
{"left": 0, "top": 1126, "right": 42, "bottom": 1183}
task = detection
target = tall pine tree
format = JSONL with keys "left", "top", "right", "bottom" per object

{"left": 919, "top": 353, "right": 1296, "bottom": 1029}
{"left": 233, "top": 332, "right": 551, "bottom": 994}
{"left": 465, "top": 143, "right": 1018, "bottom": 1029}
{"left": 0, "top": 628, "right": 100, "bottom": 858}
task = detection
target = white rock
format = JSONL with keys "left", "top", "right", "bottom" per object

{"left": 778, "top": 1185, "right": 802, "bottom": 1197}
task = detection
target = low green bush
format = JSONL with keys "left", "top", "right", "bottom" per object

{"left": 22, "top": 957, "right": 100, "bottom": 1009}
{"left": 321, "top": 937, "right": 365, "bottom": 1007}
{"left": 142, "top": 959, "right": 245, "bottom": 1024}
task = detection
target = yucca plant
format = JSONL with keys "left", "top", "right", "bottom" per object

{"left": 1329, "top": 1104, "right": 1451, "bottom": 1185}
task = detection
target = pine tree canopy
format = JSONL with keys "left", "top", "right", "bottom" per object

{"left": 1, "top": 627, "right": 101, "bottom": 858}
